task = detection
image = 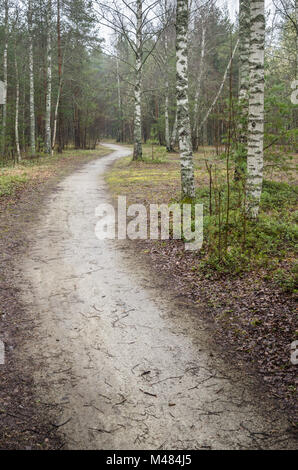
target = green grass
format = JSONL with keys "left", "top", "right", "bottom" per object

{"left": 0, "top": 173, "right": 28, "bottom": 196}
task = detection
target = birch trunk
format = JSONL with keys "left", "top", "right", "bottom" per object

{"left": 133, "top": 0, "right": 143, "bottom": 161}
{"left": 239, "top": 0, "right": 250, "bottom": 119}
{"left": 15, "top": 38, "right": 21, "bottom": 162}
{"left": 2, "top": 2, "right": 8, "bottom": 154}
{"left": 28, "top": 0, "right": 36, "bottom": 156}
{"left": 176, "top": 0, "right": 195, "bottom": 199}
{"left": 45, "top": 0, "right": 52, "bottom": 154}
{"left": 296, "top": 0, "right": 298, "bottom": 78}
{"left": 246, "top": 0, "right": 265, "bottom": 219}
{"left": 235, "top": 0, "right": 250, "bottom": 178}
{"left": 164, "top": 0, "right": 171, "bottom": 152}
{"left": 192, "top": 23, "right": 206, "bottom": 151}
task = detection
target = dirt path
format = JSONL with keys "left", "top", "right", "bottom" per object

{"left": 18, "top": 144, "right": 296, "bottom": 450}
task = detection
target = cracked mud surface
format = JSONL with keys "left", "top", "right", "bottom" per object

{"left": 18, "top": 144, "right": 297, "bottom": 450}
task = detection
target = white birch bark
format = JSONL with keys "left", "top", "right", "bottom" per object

{"left": 238, "top": 0, "right": 250, "bottom": 139}
{"left": 246, "top": 0, "right": 265, "bottom": 218}
{"left": 28, "top": 0, "right": 36, "bottom": 156}
{"left": 296, "top": 0, "right": 298, "bottom": 78}
{"left": 176, "top": 0, "right": 195, "bottom": 199}
{"left": 235, "top": 0, "right": 251, "bottom": 178}
{"left": 164, "top": 0, "right": 171, "bottom": 151}
{"left": 164, "top": 38, "right": 171, "bottom": 151}
{"left": 2, "top": 1, "right": 8, "bottom": 154}
{"left": 45, "top": 0, "right": 52, "bottom": 154}
{"left": 15, "top": 38, "right": 21, "bottom": 162}
{"left": 133, "top": 0, "right": 143, "bottom": 160}
{"left": 193, "top": 22, "right": 206, "bottom": 150}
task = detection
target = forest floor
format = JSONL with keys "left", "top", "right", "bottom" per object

{"left": 0, "top": 145, "right": 111, "bottom": 449}
{"left": 106, "top": 143, "right": 298, "bottom": 426}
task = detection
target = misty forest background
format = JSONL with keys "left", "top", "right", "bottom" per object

{"left": 0, "top": 1, "right": 296, "bottom": 159}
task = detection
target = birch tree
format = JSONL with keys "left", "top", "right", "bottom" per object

{"left": 27, "top": 0, "right": 36, "bottom": 156}
{"left": 133, "top": 0, "right": 143, "bottom": 160}
{"left": 239, "top": 1, "right": 251, "bottom": 102}
{"left": 176, "top": 0, "right": 195, "bottom": 199}
{"left": 235, "top": 0, "right": 250, "bottom": 178}
{"left": 192, "top": 20, "right": 206, "bottom": 151}
{"left": 163, "top": 0, "right": 171, "bottom": 151}
{"left": 246, "top": 0, "right": 265, "bottom": 218}
{"left": 52, "top": 0, "right": 63, "bottom": 154}
{"left": 164, "top": 19, "right": 171, "bottom": 151}
{"left": 238, "top": 0, "right": 250, "bottom": 139}
{"left": 97, "top": 0, "right": 166, "bottom": 160}
{"left": 45, "top": 0, "right": 52, "bottom": 154}
{"left": 14, "top": 21, "right": 21, "bottom": 162}
{"left": 2, "top": 1, "right": 8, "bottom": 154}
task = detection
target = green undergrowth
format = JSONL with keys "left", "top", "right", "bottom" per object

{"left": 108, "top": 145, "right": 297, "bottom": 292}
{"left": 0, "top": 173, "right": 29, "bottom": 197}
{"left": 189, "top": 180, "right": 298, "bottom": 291}
{"left": 141, "top": 145, "right": 168, "bottom": 163}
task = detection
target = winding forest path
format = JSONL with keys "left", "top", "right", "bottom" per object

{"left": 19, "top": 144, "right": 295, "bottom": 450}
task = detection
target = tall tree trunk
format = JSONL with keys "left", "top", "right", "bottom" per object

{"left": 52, "top": 84, "right": 62, "bottom": 155}
{"left": 116, "top": 55, "right": 123, "bottom": 143}
{"left": 192, "top": 22, "right": 206, "bottom": 151}
{"left": 239, "top": 0, "right": 250, "bottom": 127}
{"left": 164, "top": 0, "right": 171, "bottom": 152}
{"left": 28, "top": 0, "right": 36, "bottom": 156}
{"left": 294, "top": 0, "right": 298, "bottom": 152}
{"left": 164, "top": 83, "right": 170, "bottom": 150}
{"left": 52, "top": 0, "right": 63, "bottom": 155}
{"left": 14, "top": 37, "right": 21, "bottom": 162}
{"left": 235, "top": 0, "right": 251, "bottom": 178}
{"left": 22, "top": 68, "right": 26, "bottom": 152}
{"left": 2, "top": 1, "right": 8, "bottom": 155}
{"left": 170, "top": 108, "right": 178, "bottom": 150}
{"left": 133, "top": 0, "right": 143, "bottom": 161}
{"left": 295, "top": 0, "right": 298, "bottom": 78}
{"left": 45, "top": 0, "right": 52, "bottom": 154}
{"left": 246, "top": 0, "right": 265, "bottom": 219}
{"left": 176, "top": 0, "right": 195, "bottom": 199}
